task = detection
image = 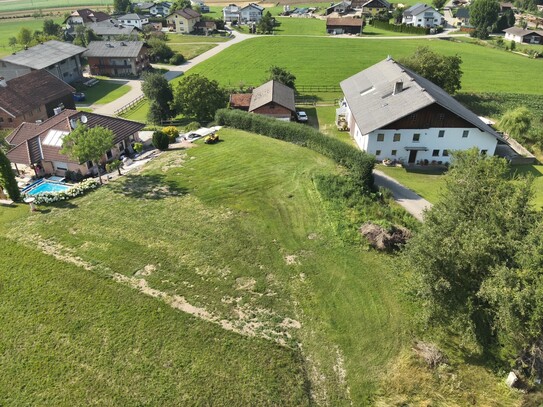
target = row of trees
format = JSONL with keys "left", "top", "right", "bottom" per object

{"left": 404, "top": 150, "right": 543, "bottom": 381}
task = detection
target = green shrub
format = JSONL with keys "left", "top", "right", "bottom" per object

{"left": 162, "top": 126, "right": 179, "bottom": 142}
{"left": 184, "top": 121, "right": 201, "bottom": 132}
{"left": 152, "top": 130, "right": 170, "bottom": 151}
{"left": 371, "top": 20, "right": 430, "bottom": 35}
{"left": 169, "top": 53, "right": 186, "bottom": 65}
{"left": 133, "top": 142, "right": 143, "bottom": 154}
{"left": 214, "top": 109, "right": 375, "bottom": 189}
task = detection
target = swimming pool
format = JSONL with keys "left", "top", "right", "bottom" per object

{"left": 22, "top": 179, "right": 71, "bottom": 196}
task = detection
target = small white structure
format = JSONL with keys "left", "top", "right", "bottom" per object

{"left": 117, "top": 13, "right": 149, "bottom": 29}
{"left": 402, "top": 3, "right": 443, "bottom": 27}
{"left": 339, "top": 58, "right": 506, "bottom": 164}
{"left": 505, "top": 371, "right": 518, "bottom": 388}
{"left": 504, "top": 26, "right": 543, "bottom": 44}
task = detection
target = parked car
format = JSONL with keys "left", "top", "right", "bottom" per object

{"left": 296, "top": 111, "right": 308, "bottom": 123}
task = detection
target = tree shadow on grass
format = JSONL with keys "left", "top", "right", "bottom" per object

{"left": 108, "top": 173, "right": 188, "bottom": 200}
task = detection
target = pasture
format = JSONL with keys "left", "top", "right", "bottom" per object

{"left": 183, "top": 36, "right": 543, "bottom": 94}
{"left": 0, "top": 17, "right": 63, "bottom": 57}
{"left": 0, "top": 0, "right": 112, "bottom": 13}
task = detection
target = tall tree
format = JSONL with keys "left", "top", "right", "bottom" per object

{"left": 257, "top": 11, "right": 275, "bottom": 34}
{"left": 43, "top": 19, "right": 61, "bottom": 36}
{"left": 392, "top": 6, "right": 404, "bottom": 24}
{"left": 0, "top": 149, "right": 21, "bottom": 201}
{"left": 403, "top": 149, "right": 537, "bottom": 345}
{"left": 399, "top": 47, "right": 463, "bottom": 94}
{"left": 113, "top": 0, "right": 131, "bottom": 13}
{"left": 267, "top": 66, "right": 296, "bottom": 90}
{"left": 432, "top": 0, "right": 447, "bottom": 9}
{"left": 147, "top": 37, "right": 174, "bottom": 62}
{"left": 60, "top": 124, "right": 114, "bottom": 184}
{"left": 470, "top": 0, "right": 500, "bottom": 38}
{"left": 173, "top": 74, "right": 228, "bottom": 122}
{"left": 17, "top": 27, "right": 32, "bottom": 46}
{"left": 171, "top": 0, "right": 192, "bottom": 11}
{"left": 142, "top": 72, "right": 174, "bottom": 123}
{"left": 498, "top": 106, "right": 532, "bottom": 140}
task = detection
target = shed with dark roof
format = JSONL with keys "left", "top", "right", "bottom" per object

{"left": 326, "top": 17, "right": 363, "bottom": 34}
{"left": 248, "top": 80, "right": 295, "bottom": 120}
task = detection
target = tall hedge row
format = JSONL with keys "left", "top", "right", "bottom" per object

{"left": 215, "top": 109, "right": 375, "bottom": 189}
{"left": 371, "top": 20, "right": 430, "bottom": 35}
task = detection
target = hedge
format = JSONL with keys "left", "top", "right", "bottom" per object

{"left": 371, "top": 20, "right": 430, "bottom": 35}
{"left": 215, "top": 109, "right": 375, "bottom": 189}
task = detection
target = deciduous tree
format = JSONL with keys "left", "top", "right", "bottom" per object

{"left": 60, "top": 124, "right": 114, "bottom": 184}
{"left": 0, "top": 149, "right": 21, "bottom": 201}
{"left": 399, "top": 46, "right": 463, "bottom": 94}
{"left": 470, "top": 0, "right": 500, "bottom": 38}
{"left": 43, "top": 19, "right": 61, "bottom": 36}
{"left": 257, "top": 11, "right": 275, "bottom": 34}
{"left": 142, "top": 72, "right": 174, "bottom": 123}
{"left": 114, "top": 0, "right": 131, "bottom": 13}
{"left": 266, "top": 65, "right": 296, "bottom": 90}
{"left": 173, "top": 74, "right": 228, "bottom": 122}
{"left": 498, "top": 106, "right": 531, "bottom": 140}
{"left": 17, "top": 27, "right": 32, "bottom": 46}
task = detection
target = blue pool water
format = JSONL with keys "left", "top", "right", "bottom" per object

{"left": 23, "top": 180, "right": 71, "bottom": 196}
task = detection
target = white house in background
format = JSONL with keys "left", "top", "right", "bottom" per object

{"left": 149, "top": 2, "right": 172, "bottom": 16}
{"left": 402, "top": 3, "right": 443, "bottom": 27}
{"left": 503, "top": 26, "right": 543, "bottom": 44}
{"left": 223, "top": 3, "right": 264, "bottom": 23}
{"left": 339, "top": 57, "right": 505, "bottom": 164}
{"left": 117, "top": 13, "right": 149, "bottom": 29}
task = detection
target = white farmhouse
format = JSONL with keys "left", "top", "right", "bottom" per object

{"left": 117, "top": 13, "right": 149, "bottom": 29}
{"left": 339, "top": 58, "right": 505, "bottom": 164}
{"left": 223, "top": 3, "right": 264, "bottom": 23}
{"left": 402, "top": 3, "right": 443, "bottom": 27}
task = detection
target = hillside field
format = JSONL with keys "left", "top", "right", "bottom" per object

{"left": 0, "top": 17, "right": 63, "bottom": 57}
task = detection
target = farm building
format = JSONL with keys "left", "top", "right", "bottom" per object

{"left": 166, "top": 8, "right": 201, "bottom": 33}
{"left": 0, "top": 40, "right": 86, "bottom": 84}
{"left": 230, "top": 80, "right": 295, "bottom": 120}
{"left": 5, "top": 109, "right": 144, "bottom": 177}
{"left": 0, "top": 70, "right": 75, "bottom": 129}
{"left": 402, "top": 3, "right": 444, "bottom": 27}
{"left": 83, "top": 41, "right": 150, "bottom": 77}
{"left": 339, "top": 57, "right": 506, "bottom": 164}
{"left": 503, "top": 27, "right": 543, "bottom": 44}
{"left": 326, "top": 17, "right": 364, "bottom": 34}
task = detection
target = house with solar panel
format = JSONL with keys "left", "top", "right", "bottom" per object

{"left": 5, "top": 109, "right": 144, "bottom": 177}
{"left": 338, "top": 57, "right": 506, "bottom": 165}
{"left": 0, "top": 40, "right": 86, "bottom": 84}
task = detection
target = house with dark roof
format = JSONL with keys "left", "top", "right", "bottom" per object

{"left": 402, "top": 3, "right": 443, "bottom": 27}
{"left": 117, "top": 13, "right": 149, "bottom": 29}
{"left": 86, "top": 19, "right": 140, "bottom": 40}
{"left": 339, "top": 58, "right": 506, "bottom": 164}
{"left": 326, "top": 17, "right": 364, "bottom": 34}
{"left": 504, "top": 26, "right": 543, "bottom": 44}
{"left": 325, "top": 1, "right": 353, "bottom": 15}
{"left": 83, "top": 41, "right": 150, "bottom": 77}
{"left": 64, "top": 8, "right": 111, "bottom": 39}
{"left": 166, "top": 8, "right": 201, "bottom": 33}
{"left": 230, "top": 80, "right": 295, "bottom": 120}
{"left": 5, "top": 109, "right": 145, "bottom": 177}
{"left": 0, "top": 40, "right": 86, "bottom": 84}
{"left": 360, "top": 0, "right": 390, "bottom": 15}
{"left": 455, "top": 7, "right": 470, "bottom": 26}
{"left": 150, "top": 2, "right": 173, "bottom": 16}
{"left": 0, "top": 70, "right": 75, "bottom": 129}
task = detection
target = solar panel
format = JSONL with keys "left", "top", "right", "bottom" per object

{"left": 43, "top": 129, "right": 69, "bottom": 147}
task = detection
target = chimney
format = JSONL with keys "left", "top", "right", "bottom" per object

{"left": 0, "top": 77, "right": 7, "bottom": 87}
{"left": 393, "top": 80, "right": 403, "bottom": 95}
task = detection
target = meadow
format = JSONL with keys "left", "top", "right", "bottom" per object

{"left": 75, "top": 80, "right": 131, "bottom": 106}
{"left": 182, "top": 36, "right": 543, "bottom": 94}
{"left": 0, "top": 0, "right": 111, "bottom": 13}
{"left": 0, "top": 17, "right": 63, "bottom": 57}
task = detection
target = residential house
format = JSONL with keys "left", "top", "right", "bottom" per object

{"left": 223, "top": 3, "right": 264, "bottom": 23}
{"left": 190, "top": 0, "right": 209, "bottom": 11}
{"left": 325, "top": 1, "right": 353, "bottom": 16}
{"left": 117, "top": 13, "right": 149, "bottom": 29}
{"left": 133, "top": 2, "right": 155, "bottom": 14}
{"left": 455, "top": 7, "right": 470, "bottom": 26}
{"left": 149, "top": 2, "right": 172, "bottom": 16}
{"left": 230, "top": 80, "right": 295, "bottom": 120}
{"left": 402, "top": 3, "right": 443, "bottom": 27}
{"left": 504, "top": 26, "right": 543, "bottom": 44}
{"left": 83, "top": 41, "right": 150, "bottom": 77}
{"left": 0, "top": 40, "right": 86, "bottom": 84}
{"left": 195, "top": 20, "right": 217, "bottom": 34}
{"left": 0, "top": 70, "right": 76, "bottom": 129}
{"left": 5, "top": 109, "right": 144, "bottom": 177}
{"left": 65, "top": 8, "right": 111, "bottom": 30}
{"left": 326, "top": 17, "right": 363, "bottom": 34}
{"left": 339, "top": 57, "right": 505, "bottom": 164}
{"left": 360, "top": 0, "right": 390, "bottom": 16}
{"left": 87, "top": 19, "right": 140, "bottom": 40}
{"left": 166, "top": 8, "right": 201, "bottom": 33}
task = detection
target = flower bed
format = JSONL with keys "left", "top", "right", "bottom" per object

{"left": 27, "top": 179, "right": 100, "bottom": 205}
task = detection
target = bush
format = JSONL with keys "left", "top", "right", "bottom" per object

{"left": 28, "top": 178, "right": 99, "bottom": 205}
{"left": 371, "top": 20, "right": 430, "bottom": 35}
{"left": 184, "top": 121, "right": 201, "bottom": 132}
{"left": 152, "top": 130, "right": 170, "bottom": 151}
{"left": 133, "top": 142, "right": 143, "bottom": 154}
{"left": 162, "top": 126, "right": 179, "bottom": 142}
{"left": 214, "top": 109, "right": 375, "bottom": 189}
{"left": 169, "top": 53, "right": 185, "bottom": 65}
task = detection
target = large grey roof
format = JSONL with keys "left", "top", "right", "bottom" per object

{"left": 1, "top": 40, "right": 87, "bottom": 70}
{"left": 83, "top": 41, "right": 145, "bottom": 58}
{"left": 503, "top": 26, "right": 543, "bottom": 36}
{"left": 87, "top": 20, "right": 138, "bottom": 36}
{"left": 340, "top": 58, "right": 504, "bottom": 141}
{"left": 249, "top": 80, "right": 295, "bottom": 112}
{"left": 455, "top": 7, "right": 469, "bottom": 18}
{"left": 118, "top": 13, "right": 146, "bottom": 20}
{"left": 403, "top": 3, "right": 435, "bottom": 15}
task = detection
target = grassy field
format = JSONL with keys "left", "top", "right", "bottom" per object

{"left": 75, "top": 80, "right": 130, "bottom": 106}
{"left": 120, "top": 99, "right": 149, "bottom": 122}
{"left": 0, "top": 0, "right": 112, "bottom": 13}
{"left": 166, "top": 33, "right": 230, "bottom": 43}
{"left": 182, "top": 36, "right": 543, "bottom": 94}
{"left": 0, "top": 17, "right": 63, "bottom": 57}
{"left": 168, "top": 42, "right": 217, "bottom": 60}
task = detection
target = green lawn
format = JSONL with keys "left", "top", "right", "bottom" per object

{"left": 273, "top": 17, "right": 326, "bottom": 36}
{"left": 166, "top": 33, "right": 230, "bottom": 43}
{"left": 168, "top": 42, "right": 217, "bottom": 60}
{"left": 75, "top": 80, "right": 131, "bottom": 106}
{"left": 0, "top": 17, "right": 63, "bottom": 57}
{"left": 0, "top": 0, "right": 112, "bottom": 13}
{"left": 120, "top": 99, "right": 149, "bottom": 122}
{"left": 182, "top": 36, "right": 543, "bottom": 94}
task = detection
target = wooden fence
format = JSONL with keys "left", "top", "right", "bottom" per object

{"left": 114, "top": 94, "right": 146, "bottom": 116}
